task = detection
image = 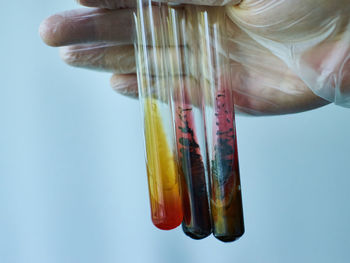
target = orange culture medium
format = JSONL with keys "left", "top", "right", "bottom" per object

{"left": 144, "top": 99, "right": 183, "bottom": 230}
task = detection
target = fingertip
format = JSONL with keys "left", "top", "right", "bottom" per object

{"left": 110, "top": 74, "right": 138, "bottom": 98}
{"left": 59, "top": 46, "right": 76, "bottom": 66}
{"left": 39, "top": 14, "right": 66, "bottom": 47}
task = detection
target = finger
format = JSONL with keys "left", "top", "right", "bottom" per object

{"left": 111, "top": 74, "right": 138, "bottom": 99}
{"left": 77, "top": 0, "right": 136, "bottom": 9}
{"left": 59, "top": 43, "right": 185, "bottom": 73}
{"left": 39, "top": 8, "right": 133, "bottom": 47}
{"left": 110, "top": 73, "right": 330, "bottom": 115}
{"left": 78, "top": 0, "right": 242, "bottom": 9}
{"left": 111, "top": 74, "right": 208, "bottom": 106}
{"left": 59, "top": 44, "right": 135, "bottom": 73}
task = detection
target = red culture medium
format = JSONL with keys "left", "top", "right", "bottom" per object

{"left": 210, "top": 87, "right": 244, "bottom": 242}
{"left": 175, "top": 100, "right": 212, "bottom": 239}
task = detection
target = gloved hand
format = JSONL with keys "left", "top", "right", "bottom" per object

{"left": 39, "top": 0, "right": 350, "bottom": 115}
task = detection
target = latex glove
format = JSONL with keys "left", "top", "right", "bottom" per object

{"left": 39, "top": 0, "right": 350, "bottom": 115}
{"left": 228, "top": 0, "right": 350, "bottom": 108}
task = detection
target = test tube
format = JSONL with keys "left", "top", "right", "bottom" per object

{"left": 196, "top": 6, "right": 245, "bottom": 242}
{"left": 166, "top": 6, "right": 212, "bottom": 239}
{"left": 134, "top": 1, "right": 245, "bottom": 241}
{"left": 134, "top": 0, "right": 183, "bottom": 230}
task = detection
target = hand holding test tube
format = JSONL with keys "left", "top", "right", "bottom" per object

{"left": 39, "top": 0, "right": 350, "bottom": 243}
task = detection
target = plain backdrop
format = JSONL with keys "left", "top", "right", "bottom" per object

{"left": 1, "top": 1, "right": 350, "bottom": 263}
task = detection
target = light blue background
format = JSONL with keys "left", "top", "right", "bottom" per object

{"left": 1, "top": 1, "right": 350, "bottom": 263}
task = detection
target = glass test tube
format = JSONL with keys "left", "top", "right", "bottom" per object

{"left": 135, "top": 1, "right": 245, "bottom": 242}
{"left": 197, "top": 7, "right": 245, "bottom": 242}
{"left": 134, "top": 0, "right": 183, "bottom": 230}
{"left": 167, "top": 6, "right": 212, "bottom": 239}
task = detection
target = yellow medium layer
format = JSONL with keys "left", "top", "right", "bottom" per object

{"left": 144, "top": 98, "right": 183, "bottom": 230}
